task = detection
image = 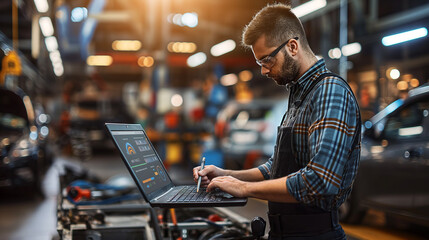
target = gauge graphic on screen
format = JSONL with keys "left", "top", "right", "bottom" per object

{"left": 156, "top": 166, "right": 167, "bottom": 181}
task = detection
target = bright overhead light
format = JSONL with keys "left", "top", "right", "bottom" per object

{"left": 210, "top": 39, "right": 236, "bottom": 57}
{"left": 382, "top": 27, "right": 428, "bottom": 46}
{"left": 167, "top": 42, "right": 197, "bottom": 53}
{"left": 112, "top": 40, "right": 141, "bottom": 51}
{"left": 39, "top": 17, "right": 54, "bottom": 37}
{"left": 181, "top": 13, "right": 198, "bottom": 28}
{"left": 187, "top": 52, "right": 206, "bottom": 67}
{"left": 292, "top": 0, "right": 327, "bottom": 18}
{"left": 44, "top": 36, "right": 58, "bottom": 52}
{"left": 387, "top": 68, "right": 400, "bottom": 80}
{"left": 341, "top": 42, "right": 361, "bottom": 56}
{"left": 49, "top": 50, "right": 62, "bottom": 64}
{"left": 220, "top": 73, "right": 238, "bottom": 86}
{"left": 53, "top": 63, "right": 64, "bottom": 76}
{"left": 34, "top": 0, "right": 49, "bottom": 13}
{"left": 86, "top": 55, "right": 113, "bottom": 66}
{"left": 71, "top": 7, "right": 88, "bottom": 22}
{"left": 328, "top": 48, "right": 341, "bottom": 59}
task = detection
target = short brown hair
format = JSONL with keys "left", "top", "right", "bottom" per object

{"left": 242, "top": 3, "right": 310, "bottom": 50}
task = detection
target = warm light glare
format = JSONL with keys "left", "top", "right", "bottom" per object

{"left": 382, "top": 27, "right": 428, "bottom": 46}
{"left": 34, "top": 0, "right": 49, "bottom": 13}
{"left": 171, "top": 94, "right": 183, "bottom": 107}
{"left": 239, "top": 70, "right": 253, "bottom": 82}
{"left": 167, "top": 42, "right": 197, "bottom": 53}
{"left": 138, "top": 56, "right": 154, "bottom": 68}
{"left": 292, "top": 0, "right": 327, "bottom": 18}
{"left": 44, "top": 36, "right": 58, "bottom": 52}
{"left": 87, "top": 55, "right": 113, "bottom": 66}
{"left": 410, "top": 78, "right": 420, "bottom": 88}
{"left": 220, "top": 73, "right": 238, "bottom": 86}
{"left": 39, "top": 17, "right": 54, "bottom": 37}
{"left": 328, "top": 48, "right": 341, "bottom": 59}
{"left": 112, "top": 40, "right": 142, "bottom": 51}
{"left": 187, "top": 52, "right": 206, "bottom": 67}
{"left": 210, "top": 39, "right": 236, "bottom": 57}
{"left": 341, "top": 42, "right": 361, "bottom": 56}
{"left": 396, "top": 81, "right": 408, "bottom": 91}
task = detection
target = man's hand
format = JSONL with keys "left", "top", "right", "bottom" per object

{"left": 193, "top": 165, "right": 226, "bottom": 188}
{"left": 207, "top": 176, "right": 248, "bottom": 198}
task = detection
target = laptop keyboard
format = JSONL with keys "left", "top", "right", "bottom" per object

{"left": 167, "top": 186, "right": 226, "bottom": 202}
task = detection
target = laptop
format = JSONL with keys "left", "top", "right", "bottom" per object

{"left": 105, "top": 123, "right": 247, "bottom": 208}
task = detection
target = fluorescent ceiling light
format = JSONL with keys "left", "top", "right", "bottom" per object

{"left": 210, "top": 39, "right": 236, "bottom": 57}
{"left": 34, "top": 0, "right": 49, "bottom": 13}
{"left": 187, "top": 52, "right": 206, "bottom": 67}
{"left": 44, "top": 36, "right": 58, "bottom": 52}
{"left": 112, "top": 40, "right": 141, "bottom": 51}
{"left": 39, "top": 17, "right": 54, "bottom": 37}
{"left": 341, "top": 42, "right": 361, "bottom": 56}
{"left": 292, "top": 0, "right": 327, "bottom": 18}
{"left": 87, "top": 55, "right": 113, "bottom": 66}
{"left": 382, "top": 27, "right": 428, "bottom": 46}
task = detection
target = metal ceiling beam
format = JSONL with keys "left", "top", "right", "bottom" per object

{"left": 368, "top": 3, "right": 429, "bottom": 32}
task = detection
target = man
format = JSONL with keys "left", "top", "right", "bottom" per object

{"left": 193, "top": 3, "right": 361, "bottom": 239}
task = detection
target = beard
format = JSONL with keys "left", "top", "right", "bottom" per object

{"left": 269, "top": 53, "right": 300, "bottom": 86}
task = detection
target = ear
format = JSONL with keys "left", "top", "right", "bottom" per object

{"left": 287, "top": 39, "right": 299, "bottom": 56}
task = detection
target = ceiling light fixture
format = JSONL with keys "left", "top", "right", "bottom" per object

{"left": 112, "top": 40, "right": 142, "bottom": 51}
{"left": 87, "top": 55, "right": 113, "bottom": 66}
{"left": 210, "top": 39, "right": 236, "bottom": 57}
{"left": 39, "top": 17, "right": 54, "bottom": 37}
{"left": 341, "top": 42, "right": 361, "bottom": 56}
{"left": 292, "top": 0, "right": 327, "bottom": 18}
{"left": 34, "top": 0, "right": 49, "bottom": 13}
{"left": 382, "top": 27, "right": 428, "bottom": 46}
{"left": 187, "top": 52, "right": 206, "bottom": 67}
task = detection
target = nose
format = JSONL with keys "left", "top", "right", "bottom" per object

{"left": 261, "top": 66, "right": 270, "bottom": 75}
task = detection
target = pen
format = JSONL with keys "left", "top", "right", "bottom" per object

{"left": 196, "top": 157, "right": 206, "bottom": 193}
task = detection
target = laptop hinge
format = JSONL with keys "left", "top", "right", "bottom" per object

{"left": 153, "top": 187, "right": 174, "bottom": 201}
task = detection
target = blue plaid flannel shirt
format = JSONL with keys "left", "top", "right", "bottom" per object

{"left": 258, "top": 59, "right": 361, "bottom": 211}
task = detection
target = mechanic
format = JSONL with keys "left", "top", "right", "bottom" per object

{"left": 193, "top": 3, "right": 361, "bottom": 239}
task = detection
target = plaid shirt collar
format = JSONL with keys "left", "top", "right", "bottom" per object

{"left": 287, "top": 58, "right": 329, "bottom": 101}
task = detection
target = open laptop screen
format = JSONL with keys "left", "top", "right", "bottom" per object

{"left": 111, "top": 130, "right": 172, "bottom": 196}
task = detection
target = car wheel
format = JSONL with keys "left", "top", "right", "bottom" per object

{"left": 339, "top": 193, "right": 366, "bottom": 224}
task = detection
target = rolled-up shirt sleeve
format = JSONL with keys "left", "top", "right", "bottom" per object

{"left": 286, "top": 79, "right": 359, "bottom": 208}
{"left": 258, "top": 156, "right": 273, "bottom": 180}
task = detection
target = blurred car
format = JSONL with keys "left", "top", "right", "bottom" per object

{"left": 340, "top": 84, "right": 429, "bottom": 227}
{"left": 69, "top": 96, "right": 133, "bottom": 152}
{"left": 0, "top": 87, "right": 53, "bottom": 193}
{"left": 216, "top": 99, "right": 288, "bottom": 169}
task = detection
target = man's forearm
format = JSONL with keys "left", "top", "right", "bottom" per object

{"left": 224, "top": 167, "right": 265, "bottom": 182}
{"left": 245, "top": 177, "right": 298, "bottom": 202}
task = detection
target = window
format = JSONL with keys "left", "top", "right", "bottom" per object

{"left": 383, "top": 99, "right": 429, "bottom": 141}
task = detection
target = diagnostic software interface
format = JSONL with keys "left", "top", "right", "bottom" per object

{"left": 111, "top": 130, "right": 171, "bottom": 195}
